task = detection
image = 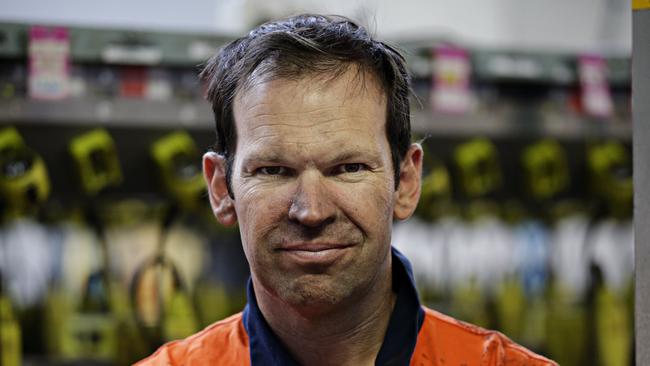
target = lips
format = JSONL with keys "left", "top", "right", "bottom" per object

{"left": 276, "top": 242, "right": 355, "bottom": 266}
{"left": 278, "top": 242, "right": 352, "bottom": 251}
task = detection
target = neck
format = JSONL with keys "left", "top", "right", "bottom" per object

{"left": 254, "top": 257, "right": 396, "bottom": 366}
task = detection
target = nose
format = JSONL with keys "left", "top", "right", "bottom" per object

{"left": 288, "top": 170, "right": 336, "bottom": 227}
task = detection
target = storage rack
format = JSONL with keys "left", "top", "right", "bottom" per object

{"left": 0, "top": 21, "right": 634, "bottom": 366}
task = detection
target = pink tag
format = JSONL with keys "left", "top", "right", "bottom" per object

{"left": 578, "top": 55, "right": 613, "bottom": 118}
{"left": 431, "top": 46, "right": 473, "bottom": 114}
{"left": 28, "top": 26, "right": 70, "bottom": 100}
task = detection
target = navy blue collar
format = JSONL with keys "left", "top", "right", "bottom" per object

{"left": 242, "top": 247, "right": 425, "bottom": 366}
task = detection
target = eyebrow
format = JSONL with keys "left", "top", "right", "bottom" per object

{"left": 328, "top": 150, "right": 376, "bottom": 163}
{"left": 241, "top": 152, "right": 287, "bottom": 167}
{"left": 241, "top": 148, "right": 379, "bottom": 168}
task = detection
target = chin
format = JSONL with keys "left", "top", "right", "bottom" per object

{"left": 277, "top": 275, "right": 351, "bottom": 311}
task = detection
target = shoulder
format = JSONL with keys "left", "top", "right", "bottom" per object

{"left": 134, "top": 312, "right": 250, "bottom": 366}
{"left": 412, "top": 307, "right": 557, "bottom": 366}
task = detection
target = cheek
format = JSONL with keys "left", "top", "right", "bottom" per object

{"left": 332, "top": 179, "right": 395, "bottom": 234}
{"left": 234, "top": 184, "right": 291, "bottom": 246}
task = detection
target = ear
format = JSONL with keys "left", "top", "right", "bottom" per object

{"left": 393, "top": 143, "right": 423, "bottom": 220}
{"left": 203, "top": 152, "right": 237, "bottom": 226}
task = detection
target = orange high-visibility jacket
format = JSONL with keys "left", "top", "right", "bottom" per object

{"left": 136, "top": 308, "right": 555, "bottom": 366}
{"left": 136, "top": 248, "right": 556, "bottom": 366}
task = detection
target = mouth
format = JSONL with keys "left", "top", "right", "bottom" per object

{"left": 276, "top": 243, "right": 355, "bottom": 266}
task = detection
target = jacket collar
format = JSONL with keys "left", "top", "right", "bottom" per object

{"left": 243, "top": 246, "right": 425, "bottom": 365}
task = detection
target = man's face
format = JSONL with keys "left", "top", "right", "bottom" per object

{"left": 208, "top": 68, "right": 420, "bottom": 312}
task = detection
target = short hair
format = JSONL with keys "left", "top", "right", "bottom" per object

{"left": 200, "top": 14, "right": 412, "bottom": 196}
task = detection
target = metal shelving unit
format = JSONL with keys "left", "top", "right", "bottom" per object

{"left": 0, "top": 22, "right": 632, "bottom": 142}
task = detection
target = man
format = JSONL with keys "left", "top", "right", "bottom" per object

{"left": 137, "top": 14, "right": 556, "bottom": 366}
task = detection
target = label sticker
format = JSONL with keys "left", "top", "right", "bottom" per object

{"left": 431, "top": 45, "right": 474, "bottom": 114}
{"left": 578, "top": 54, "right": 613, "bottom": 118}
{"left": 28, "top": 26, "right": 70, "bottom": 100}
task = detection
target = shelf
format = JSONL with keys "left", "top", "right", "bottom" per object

{"left": 1, "top": 99, "right": 632, "bottom": 141}
{"left": 0, "top": 98, "right": 214, "bottom": 130}
{"left": 0, "top": 22, "right": 231, "bottom": 66}
{"left": 411, "top": 110, "right": 632, "bottom": 141}
{"left": 401, "top": 41, "right": 630, "bottom": 85}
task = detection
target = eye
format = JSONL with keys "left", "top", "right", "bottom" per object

{"left": 257, "top": 166, "right": 289, "bottom": 176}
{"left": 335, "top": 163, "right": 367, "bottom": 174}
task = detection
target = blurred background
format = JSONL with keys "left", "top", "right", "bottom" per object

{"left": 0, "top": 1, "right": 634, "bottom": 365}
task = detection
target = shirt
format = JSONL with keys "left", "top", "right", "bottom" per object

{"left": 136, "top": 247, "right": 557, "bottom": 365}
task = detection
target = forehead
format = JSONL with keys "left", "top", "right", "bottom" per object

{"left": 232, "top": 68, "right": 388, "bottom": 153}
